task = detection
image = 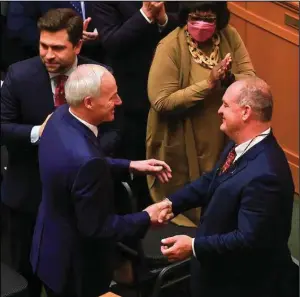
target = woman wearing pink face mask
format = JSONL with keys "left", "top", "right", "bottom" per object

{"left": 146, "top": 2, "right": 255, "bottom": 227}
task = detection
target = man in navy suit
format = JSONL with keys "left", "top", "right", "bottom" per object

{"left": 159, "top": 77, "right": 297, "bottom": 297}
{"left": 1, "top": 8, "right": 111, "bottom": 297}
{"left": 31, "top": 64, "right": 173, "bottom": 297}
{"left": 3, "top": 1, "right": 104, "bottom": 69}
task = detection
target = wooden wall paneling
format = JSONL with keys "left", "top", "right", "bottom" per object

{"left": 228, "top": 2, "right": 299, "bottom": 193}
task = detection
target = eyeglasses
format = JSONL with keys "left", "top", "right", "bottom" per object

{"left": 188, "top": 13, "right": 216, "bottom": 23}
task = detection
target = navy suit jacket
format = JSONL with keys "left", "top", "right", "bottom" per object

{"left": 30, "top": 104, "right": 150, "bottom": 296}
{"left": 91, "top": 1, "right": 179, "bottom": 115}
{"left": 169, "top": 133, "right": 295, "bottom": 297}
{"left": 1, "top": 55, "right": 114, "bottom": 214}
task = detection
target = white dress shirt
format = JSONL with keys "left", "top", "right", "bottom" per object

{"left": 69, "top": 108, "right": 98, "bottom": 137}
{"left": 30, "top": 58, "right": 78, "bottom": 144}
{"left": 139, "top": 8, "right": 168, "bottom": 32}
{"left": 192, "top": 128, "right": 271, "bottom": 257}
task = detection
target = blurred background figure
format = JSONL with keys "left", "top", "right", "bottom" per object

{"left": 91, "top": 1, "right": 180, "bottom": 210}
{"left": 147, "top": 1, "right": 255, "bottom": 226}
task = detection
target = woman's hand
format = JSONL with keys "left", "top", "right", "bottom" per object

{"left": 208, "top": 53, "right": 232, "bottom": 89}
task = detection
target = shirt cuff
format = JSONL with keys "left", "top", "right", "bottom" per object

{"left": 140, "top": 8, "right": 153, "bottom": 24}
{"left": 192, "top": 238, "right": 196, "bottom": 258}
{"left": 157, "top": 14, "right": 168, "bottom": 32}
{"left": 31, "top": 125, "right": 41, "bottom": 144}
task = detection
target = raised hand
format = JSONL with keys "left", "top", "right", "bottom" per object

{"left": 208, "top": 53, "right": 232, "bottom": 89}
{"left": 161, "top": 235, "right": 193, "bottom": 262}
{"left": 82, "top": 17, "right": 99, "bottom": 42}
{"left": 129, "top": 159, "right": 172, "bottom": 183}
{"left": 142, "top": 2, "right": 167, "bottom": 24}
{"left": 144, "top": 200, "right": 173, "bottom": 225}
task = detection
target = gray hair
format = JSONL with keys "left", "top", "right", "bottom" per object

{"left": 65, "top": 64, "right": 108, "bottom": 106}
{"left": 236, "top": 77, "right": 273, "bottom": 122}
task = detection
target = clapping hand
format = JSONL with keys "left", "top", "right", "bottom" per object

{"left": 142, "top": 2, "right": 167, "bottom": 25}
{"left": 129, "top": 159, "right": 172, "bottom": 183}
{"left": 144, "top": 200, "right": 174, "bottom": 225}
{"left": 161, "top": 235, "right": 193, "bottom": 262}
{"left": 82, "top": 17, "right": 99, "bottom": 42}
{"left": 208, "top": 53, "right": 232, "bottom": 89}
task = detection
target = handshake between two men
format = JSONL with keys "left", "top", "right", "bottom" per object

{"left": 128, "top": 158, "right": 194, "bottom": 263}
{"left": 143, "top": 199, "right": 193, "bottom": 263}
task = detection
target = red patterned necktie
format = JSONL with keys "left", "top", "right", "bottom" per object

{"left": 54, "top": 75, "right": 68, "bottom": 107}
{"left": 219, "top": 147, "right": 237, "bottom": 175}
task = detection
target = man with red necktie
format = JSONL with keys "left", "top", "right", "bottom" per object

{"left": 1, "top": 8, "right": 110, "bottom": 297}
{"left": 158, "top": 77, "right": 297, "bottom": 297}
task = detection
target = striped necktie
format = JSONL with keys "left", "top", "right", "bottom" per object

{"left": 70, "top": 1, "right": 83, "bottom": 18}
{"left": 219, "top": 146, "right": 236, "bottom": 175}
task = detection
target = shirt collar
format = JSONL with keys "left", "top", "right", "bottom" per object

{"left": 235, "top": 127, "right": 271, "bottom": 160}
{"left": 49, "top": 56, "right": 78, "bottom": 79}
{"left": 68, "top": 108, "right": 98, "bottom": 137}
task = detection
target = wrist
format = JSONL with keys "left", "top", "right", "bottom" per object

{"left": 157, "top": 13, "right": 167, "bottom": 26}
{"left": 206, "top": 78, "right": 216, "bottom": 90}
{"left": 141, "top": 8, "right": 154, "bottom": 23}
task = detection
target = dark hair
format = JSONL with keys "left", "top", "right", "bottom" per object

{"left": 37, "top": 8, "right": 83, "bottom": 46}
{"left": 178, "top": 1, "right": 230, "bottom": 30}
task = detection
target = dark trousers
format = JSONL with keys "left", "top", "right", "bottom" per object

{"left": 44, "top": 285, "right": 75, "bottom": 297}
{"left": 1, "top": 203, "right": 42, "bottom": 297}
{"left": 44, "top": 284, "right": 110, "bottom": 297}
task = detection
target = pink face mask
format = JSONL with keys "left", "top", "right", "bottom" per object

{"left": 187, "top": 21, "right": 216, "bottom": 43}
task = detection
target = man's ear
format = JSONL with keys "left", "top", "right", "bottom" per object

{"left": 242, "top": 105, "right": 251, "bottom": 121}
{"left": 83, "top": 96, "right": 93, "bottom": 109}
{"left": 74, "top": 39, "right": 83, "bottom": 55}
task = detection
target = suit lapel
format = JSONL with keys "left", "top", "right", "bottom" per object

{"left": 33, "top": 58, "right": 55, "bottom": 113}
{"left": 211, "top": 132, "right": 275, "bottom": 188}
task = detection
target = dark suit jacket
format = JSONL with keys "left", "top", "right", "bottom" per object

{"left": 1, "top": 55, "right": 114, "bottom": 214}
{"left": 91, "top": 1, "right": 179, "bottom": 115}
{"left": 169, "top": 133, "right": 295, "bottom": 297}
{"left": 4, "top": 1, "right": 105, "bottom": 68}
{"left": 30, "top": 104, "right": 150, "bottom": 296}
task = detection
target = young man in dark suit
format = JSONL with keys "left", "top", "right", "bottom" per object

{"left": 3, "top": 1, "right": 104, "bottom": 69}
{"left": 159, "top": 78, "right": 297, "bottom": 297}
{"left": 1, "top": 8, "right": 109, "bottom": 297}
{"left": 31, "top": 64, "right": 173, "bottom": 297}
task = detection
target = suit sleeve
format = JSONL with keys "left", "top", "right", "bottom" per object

{"left": 169, "top": 170, "right": 215, "bottom": 216}
{"left": 194, "top": 175, "right": 282, "bottom": 257}
{"left": 1, "top": 66, "right": 34, "bottom": 146}
{"left": 148, "top": 40, "right": 211, "bottom": 115}
{"left": 6, "top": 1, "right": 40, "bottom": 49}
{"left": 91, "top": 2, "right": 158, "bottom": 56}
{"left": 72, "top": 158, "right": 150, "bottom": 240}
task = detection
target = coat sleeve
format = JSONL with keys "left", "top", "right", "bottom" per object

{"left": 194, "top": 175, "right": 282, "bottom": 257}
{"left": 169, "top": 170, "right": 215, "bottom": 216}
{"left": 91, "top": 2, "right": 156, "bottom": 56}
{"left": 72, "top": 158, "right": 150, "bottom": 240}
{"left": 147, "top": 38, "right": 212, "bottom": 114}
{"left": 1, "top": 65, "right": 34, "bottom": 146}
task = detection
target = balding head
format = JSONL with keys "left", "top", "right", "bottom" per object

{"left": 65, "top": 64, "right": 112, "bottom": 106}
{"left": 231, "top": 77, "right": 273, "bottom": 122}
